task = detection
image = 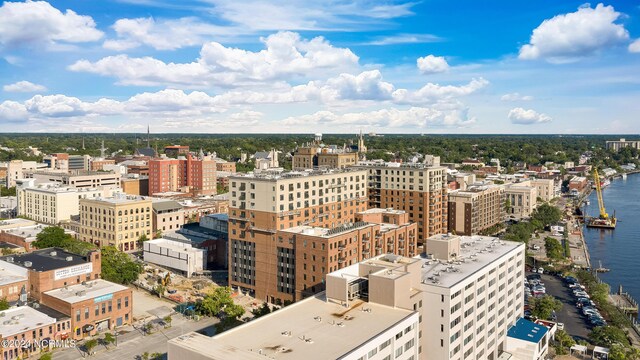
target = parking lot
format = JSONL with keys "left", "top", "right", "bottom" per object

{"left": 534, "top": 273, "right": 591, "bottom": 341}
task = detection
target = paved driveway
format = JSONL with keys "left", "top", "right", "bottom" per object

{"left": 534, "top": 273, "right": 591, "bottom": 341}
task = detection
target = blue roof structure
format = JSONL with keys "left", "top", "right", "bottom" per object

{"left": 507, "top": 318, "right": 548, "bottom": 343}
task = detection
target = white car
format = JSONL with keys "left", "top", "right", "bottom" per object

{"left": 538, "top": 267, "right": 544, "bottom": 274}
{"left": 557, "top": 323, "right": 565, "bottom": 331}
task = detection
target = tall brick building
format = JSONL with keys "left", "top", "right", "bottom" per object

{"left": 149, "top": 154, "right": 216, "bottom": 196}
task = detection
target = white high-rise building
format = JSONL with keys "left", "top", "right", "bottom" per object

{"left": 168, "top": 234, "right": 524, "bottom": 360}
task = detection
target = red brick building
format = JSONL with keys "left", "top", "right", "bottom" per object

{"left": 149, "top": 154, "right": 217, "bottom": 196}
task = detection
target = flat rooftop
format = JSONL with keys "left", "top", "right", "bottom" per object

{"left": 0, "top": 306, "right": 57, "bottom": 337}
{"left": 170, "top": 293, "right": 415, "bottom": 360}
{"left": 281, "top": 222, "right": 375, "bottom": 238}
{"left": 0, "top": 218, "right": 36, "bottom": 229}
{"left": 2, "top": 225, "right": 76, "bottom": 241}
{"left": 230, "top": 167, "right": 365, "bottom": 181}
{"left": 146, "top": 239, "right": 204, "bottom": 254}
{"left": 1, "top": 247, "right": 89, "bottom": 272}
{"left": 332, "top": 236, "right": 523, "bottom": 289}
{"left": 0, "top": 265, "right": 27, "bottom": 286}
{"left": 85, "top": 195, "right": 150, "bottom": 204}
{"left": 358, "top": 208, "right": 405, "bottom": 215}
{"left": 44, "top": 279, "right": 128, "bottom": 304}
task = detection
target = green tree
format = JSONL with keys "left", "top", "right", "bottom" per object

{"left": 529, "top": 295, "right": 562, "bottom": 320}
{"left": 504, "top": 199, "right": 512, "bottom": 214}
{"left": 531, "top": 204, "right": 562, "bottom": 229}
{"left": 251, "top": 303, "right": 272, "bottom": 318}
{"left": 195, "top": 287, "right": 244, "bottom": 320}
{"left": 544, "top": 237, "right": 564, "bottom": 261}
{"left": 163, "top": 315, "right": 172, "bottom": 328}
{"left": 589, "top": 326, "right": 630, "bottom": 347}
{"left": 141, "top": 352, "right": 150, "bottom": 360}
{"left": 32, "top": 226, "right": 96, "bottom": 255}
{"left": 100, "top": 246, "right": 142, "bottom": 284}
{"left": 0, "top": 297, "right": 9, "bottom": 311}
{"left": 554, "top": 329, "right": 575, "bottom": 355}
{"left": 0, "top": 187, "right": 16, "bottom": 196}
{"left": 137, "top": 234, "right": 149, "bottom": 248}
{"left": 102, "top": 333, "right": 115, "bottom": 348}
{"left": 38, "top": 353, "right": 53, "bottom": 360}
{"left": 84, "top": 339, "right": 98, "bottom": 355}
{"left": 609, "top": 344, "right": 628, "bottom": 360}
{"left": 153, "top": 284, "right": 165, "bottom": 298}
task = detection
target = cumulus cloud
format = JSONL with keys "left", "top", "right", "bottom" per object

{"left": 629, "top": 39, "right": 640, "bottom": 53}
{"left": 417, "top": 55, "right": 449, "bottom": 74}
{"left": 281, "top": 106, "right": 476, "bottom": 129}
{"left": 104, "top": 17, "right": 232, "bottom": 51}
{"left": 391, "top": 78, "right": 488, "bottom": 105}
{"left": 519, "top": 3, "right": 628, "bottom": 63}
{"left": 508, "top": 107, "right": 551, "bottom": 125}
{"left": 71, "top": 31, "right": 359, "bottom": 87}
{"left": 500, "top": 93, "right": 533, "bottom": 102}
{"left": 0, "top": 1, "right": 103, "bottom": 49}
{"left": 3, "top": 81, "right": 47, "bottom": 93}
{"left": 365, "top": 33, "right": 441, "bottom": 46}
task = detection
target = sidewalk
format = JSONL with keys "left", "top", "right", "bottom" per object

{"left": 52, "top": 314, "right": 219, "bottom": 360}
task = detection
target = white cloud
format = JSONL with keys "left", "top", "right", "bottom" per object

{"left": 392, "top": 78, "right": 489, "bottom": 104}
{"left": 519, "top": 3, "right": 628, "bottom": 63}
{"left": 3, "top": 81, "right": 47, "bottom": 93}
{"left": 0, "top": 1, "right": 103, "bottom": 48}
{"left": 508, "top": 107, "right": 551, "bottom": 125}
{"left": 417, "top": 55, "right": 449, "bottom": 74}
{"left": 0, "top": 100, "right": 29, "bottom": 122}
{"left": 629, "top": 39, "right": 640, "bottom": 53}
{"left": 104, "top": 17, "right": 232, "bottom": 51}
{"left": 500, "top": 93, "right": 533, "bottom": 102}
{"left": 281, "top": 106, "right": 476, "bottom": 129}
{"left": 71, "top": 31, "right": 359, "bottom": 87}
{"left": 364, "top": 33, "right": 441, "bottom": 46}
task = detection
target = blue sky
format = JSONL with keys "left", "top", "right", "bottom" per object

{"left": 0, "top": 0, "right": 639, "bottom": 134}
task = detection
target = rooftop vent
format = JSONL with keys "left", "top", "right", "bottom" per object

{"left": 76, "top": 290, "right": 86, "bottom": 297}
{"left": 313, "top": 316, "right": 322, "bottom": 322}
{"left": 50, "top": 251, "right": 57, "bottom": 257}
{"left": 66, "top": 256, "right": 73, "bottom": 262}
{"left": 23, "top": 261, "right": 32, "bottom": 268}
{"left": 6, "top": 257, "right": 13, "bottom": 263}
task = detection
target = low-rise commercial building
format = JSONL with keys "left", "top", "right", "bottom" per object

{"left": 505, "top": 318, "right": 550, "bottom": 360}
{"left": 152, "top": 200, "right": 184, "bottom": 234}
{"left": 0, "top": 306, "right": 72, "bottom": 360}
{"left": 504, "top": 183, "right": 537, "bottom": 218}
{"left": 143, "top": 238, "right": 205, "bottom": 277}
{"left": 30, "top": 171, "right": 121, "bottom": 189}
{"left": 79, "top": 195, "right": 153, "bottom": 251}
{"left": 0, "top": 224, "right": 77, "bottom": 252}
{"left": 0, "top": 248, "right": 101, "bottom": 301}
{"left": 42, "top": 279, "right": 133, "bottom": 340}
{"left": 568, "top": 176, "right": 588, "bottom": 192}
{"left": 0, "top": 263, "right": 28, "bottom": 302}
{"left": 121, "top": 176, "right": 149, "bottom": 196}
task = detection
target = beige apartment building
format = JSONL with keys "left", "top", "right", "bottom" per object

{"left": 354, "top": 160, "right": 448, "bottom": 245}
{"left": 152, "top": 199, "right": 184, "bottom": 234}
{"left": 228, "top": 168, "right": 369, "bottom": 303}
{"left": 520, "top": 178, "right": 555, "bottom": 202}
{"left": 448, "top": 183, "right": 505, "bottom": 236}
{"left": 79, "top": 195, "right": 153, "bottom": 251}
{"left": 17, "top": 181, "right": 118, "bottom": 224}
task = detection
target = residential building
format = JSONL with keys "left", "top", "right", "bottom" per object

{"left": 167, "top": 293, "right": 419, "bottom": 360}
{"left": 228, "top": 168, "right": 368, "bottom": 303}
{"left": 180, "top": 196, "right": 229, "bottom": 223}
{"left": 17, "top": 181, "right": 118, "bottom": 224}
{"left": 6, "top": 160, "right": 24, "bottom": 188}
{"left": 214, "top": 159, "right": 236, "bottom": 173}
{"left": 79, "top": 195, "right": 153, "bottom": 251}
{"left": 149, "top": 154, "right": 217, "bottom": 196}
{"left": 0, "top": 224, "right": 76, "bottom": 252}
{"left": 0, "top": 306, "right": 71, "bottom": 360}
{"left": 152, "top": 199, "right": 184, "bottom": 234}
{"left": 30, "top": 170, "right": 121, "bottom": 189}
{"left": 164, "top": 145, "right": 190, "bottom": 158}
{"left": 325, "top": 234, "right": 525, "bottom": 360}
{"left": 448, "top": 183, "right": 505, "bottom": 236}
{"left": 605, "top": 138, "right": 640, "bottom": 151}
{"left": 143, "top": 238, "right": 205, "bottom": 277}
{"left": 354, "top": 160, "right": 448, "bottom": 244}
{"left": 0, "top": 247, "right": 101, "bottom": 301}
{"left": 504, "top": 183, "right": 537, "bottom": 218}
{"left": 41, "top": 279, "right": 133, "bottom": 340}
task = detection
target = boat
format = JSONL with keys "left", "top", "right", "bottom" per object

{"left": 595, "top": 260, "right": 610, "bottom": 273}
{"left": 622, "top": 173, "right": 628, "bottom": 180}
{"left": 586, "top": 168, "right": 617, "bottom": 229}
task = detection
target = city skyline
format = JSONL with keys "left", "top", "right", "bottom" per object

{"left": 0, "top": 1, "right": 639, "bottom": 134}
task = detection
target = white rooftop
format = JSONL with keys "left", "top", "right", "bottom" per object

{"left": 0, "top": 266, "right": 27, "bottom": 286}
{"left": 0, "top": 306, "right": 57, "bottom": 337}
{"left": 230, "top": 167, "right": 365, "bottom": 181}
{"left": 44, "top": 279, "right": 128, "bottom": 304}
{"left": 170, "top": 293, "right": 414, "bottom": 360}
{"left": 86, "top": 195, "right": 150, "bottom": 204}
{"left": 145, "top": 239, "right": 204, "bottom": 254}
{"left": 2, "top": 225, "right": 75, "bottom": 241}
{"left": 281, "top": 222, "right": 375, "bottom": 238}
{"left": 358, "top": 208, "right": 405, "bottom": 215}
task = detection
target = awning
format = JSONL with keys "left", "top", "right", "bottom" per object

{"left": 82, "top": 324, "right": 95, "bottom": 332}
{"left": 570, "top": 344, "right": 587, "bottom": 354}
{"left": 593, "top": 346, "right": 609, "bottom": 355}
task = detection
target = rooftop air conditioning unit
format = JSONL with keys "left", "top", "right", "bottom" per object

{"left": 50, "top": 251, "right": 57, "bottom": 256}
{"left": 23, "top": 261, "right": 32, "bottom": 267}
{"left": 66, "top": 256, "right": 73, "bottom": 261}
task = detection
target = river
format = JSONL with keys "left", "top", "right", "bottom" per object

{"left": 583, "top": 173, "right": 640, "bottom": 314}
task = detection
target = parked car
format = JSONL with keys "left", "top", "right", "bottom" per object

{"left": 557, "top": 323, "right": 565, "bottom": 331}
{"left": 538, "top": 267, "right": 544, "bottom": 274}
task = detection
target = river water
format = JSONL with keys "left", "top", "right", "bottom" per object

{"left": 583, "top": 173, "right": 640, "bottom": 313}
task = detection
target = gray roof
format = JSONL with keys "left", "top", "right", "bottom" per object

{"left": 152, "top": 200, "right": 183, "bottom": 212}
{"left": 1, "top": 247, "right": 91, "bottom": 272}
{"left": 136, "top": 147, "right": 157, "bottom": 157}
{"left": 254, "top": 151, "right": 271, "bottom": 159}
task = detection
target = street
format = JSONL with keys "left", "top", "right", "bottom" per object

{"left": 537, "top": 273, "right": 591, "bottom": 341}
{"left": 51, "top": 314, "right": 219, "bottom": 360}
